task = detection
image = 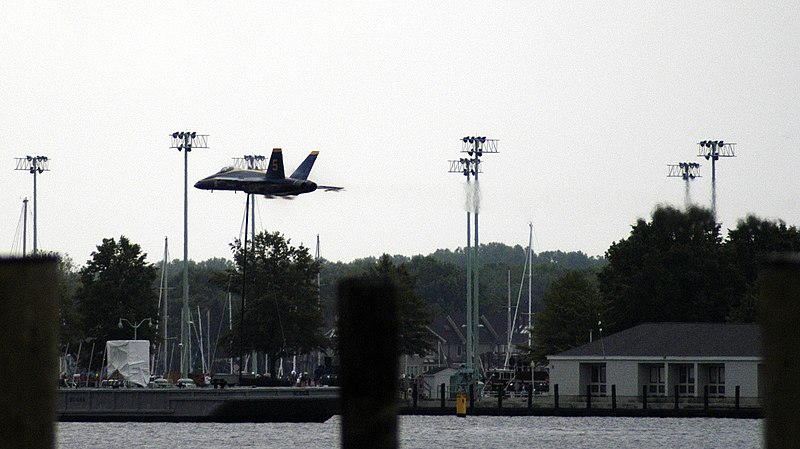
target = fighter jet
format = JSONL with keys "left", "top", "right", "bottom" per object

{"left": 194, "top": 148, "right": 343, "bottom": 198}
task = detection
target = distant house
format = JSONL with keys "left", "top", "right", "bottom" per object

{"left": 547, "top": 323, "right": 763, "bottom": 401}
{"left": 422, "top": 312, "right": 533, "bottom": 372}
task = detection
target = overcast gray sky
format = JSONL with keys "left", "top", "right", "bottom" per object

{"left": 2, "top": 2, "right": 798, "bottom": 265}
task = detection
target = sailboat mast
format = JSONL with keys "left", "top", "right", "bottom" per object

{"left": 22, "top": 198, "right": 28, "bottom": 257}
{"left": 527, "top": 223, "right": 533, "bottom": 349}
{"left": 160, "top": 237, "right": 169, "bottom": 375}
{"left": 507, "top": 270, "right": 511, "bottom": 368}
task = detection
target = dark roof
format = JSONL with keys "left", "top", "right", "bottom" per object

{"left": 428, "top": 313, "right": 529, "bottom": 346}
{"left": 423, "top": 366, "right": 455, "bottom": 376}
{"left": 551, "top": 323, "right": 761, "bottom": 358}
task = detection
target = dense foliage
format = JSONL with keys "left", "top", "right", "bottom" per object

{"left": 354, "top": 254, "right": 434, "bottom": 356}
{"left": 225, "top": 231, "right": 327, "bottom": 377}
{"left": 74, "top": 236, "right": 159, "bottom": 363}
{"left": 59, "top": 207, "right": 800, "bottom": 373}
{"left": 532, "top": 270, "right": 610, "bottom": 361}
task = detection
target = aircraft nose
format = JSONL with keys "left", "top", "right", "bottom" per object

{"left": 194, "top": 178, "right": 211, "bottom": 189}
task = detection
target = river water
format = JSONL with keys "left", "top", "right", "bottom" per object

{"left": 57, "top": 416, "right": 763, "bottom": 448}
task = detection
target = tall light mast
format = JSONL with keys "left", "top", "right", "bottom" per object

{"left": 232, "top": 154, "right": 267, "bottom": 242}
{"left": 697, "top": 140, "right": 736, "bottom": 219}
{"left": 15, "top": 156, "right": 50, "bottom": 255}
{"left": 169, "top": 131, "right": 208, "bottom": 382}
{"left": 449, "top": 136, "right": 498, "bottom": 382}
{"left": 667, "top": 162, "right": 701, "bottom": 209}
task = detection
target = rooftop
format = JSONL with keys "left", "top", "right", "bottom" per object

{"left": 550, "top": 322, "right": 761, "bottom": 358}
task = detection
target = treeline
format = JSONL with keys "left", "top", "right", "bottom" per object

{"left": 56, "top": 234, "right": 603, "bottom": 373}
{"left": 532, "top": 206, "right": 800, "bottom": 363}
{"left": 57, "top": 204, "right": 797, "bottom": 374}
{"left": 317, "top": 246, "right": 605, "bottom": 325}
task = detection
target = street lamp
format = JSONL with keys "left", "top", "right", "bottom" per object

{"left": 118, "top": 318, "right": 153, "bottom": 340}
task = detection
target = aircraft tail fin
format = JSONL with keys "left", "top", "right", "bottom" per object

{"left": 265, "top": 148, "right": 285, "bottom": 179}
{"left": 290, "top": 151, "right": 319, "bottom": 180}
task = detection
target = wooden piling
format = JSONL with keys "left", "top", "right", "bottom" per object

{"left": 760, "top": 254, "right": 800, "bottom": 449}
{"left": 0, "top": 257, "right": 59, "bottom": 449}
{"left": 586, "top": 384, "right": 591, "bottom": 409}
{"left": 735, "top": 385, "right": 740, "bottom": 411}
{"left": 611, "top": 384, "right": 617, "bottom": 411}
{"left": 338, "top": 278, "right": 398, "bottom": 449}
{"left": 440, "top": 383, "right": 446, "bottom": 409}
{"left": 527, "top": 384, "right": 533, "bottom": 409}
{"left": 674, "top": 384, "right": 680, "bottom": 410}
{"left": 642, "top": 385, "right": 648, "bottom": 410}
{"left": 554, "top": 384, "right": 559, "bottom": 409}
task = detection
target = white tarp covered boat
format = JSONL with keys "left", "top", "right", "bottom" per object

{"left": 105, "top": 340, "right": 150, "bottom": 387}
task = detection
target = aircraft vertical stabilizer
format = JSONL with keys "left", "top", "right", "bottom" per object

{"left": 265, "top": 148, "right": 285, "bottom": 179}
{"left": 290, "top": 151, "right": 319, "bottom": 180}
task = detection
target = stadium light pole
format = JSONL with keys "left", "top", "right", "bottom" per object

{"left": 449, "top": 136, "right": 498, "bottom": 381}
{"left": 170, "top": 131, "right": 208, "bottom": 382}
{"left": 667, "top": 162, "right": 701, "bottom": 209}
{"left": 15, "top": 156, "right": 50, "bottom": 255}
{"left": 697, "top": 140, "right": 735, "bottom": 219}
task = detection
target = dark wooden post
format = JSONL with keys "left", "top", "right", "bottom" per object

{"left": 642, "top": 385, "right": 648, "bottom": 410}
{"left": 0, "top": 257, "right": 59, "bottom": 449}
{"left": 498, "top": 387, "right": 503, "bottom": 409}
{"left": 554, "top": 384, "right": 559, "bottom": 409}
{"left": 704, "top": 385, "right": 709, "bottom": 411}
{"left": 674, "top": 384, "right": 680, "bottom": 410}
{"left": 586, "top": 384, "right": 592, "bottom": 409}
{"left": 761, "top": 254, "right": 800, "bottom": 449}
{"left": 440, "top": 383, "right": 446, "bottom": 409}
{"left": 735, "top": 385, "right": 740, "bottom": 411}
{"left": 527, "top": 384, "right": 533, "bottom": 409}
{"left": 611, "top": 384, "right": 617, "bottom": 411}
{"left": 412, "top": 381, "right": 418, "bottom": 408}
{"left": 338, "top": 278, "right": 398, "bottom": 449}
{"left": 469, "top": 383, "right": 475, "bottom": 409}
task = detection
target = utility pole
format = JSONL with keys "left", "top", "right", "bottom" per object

{"left": 15, "top": 156, "right": 50, "bottom": 255}
{"left": 697, "top": 140, "right": 736, "bottom": 219}
{"left": 169, "top": 131, "right": 208, "bottom": 383}
{"left": 667, "top": 162, "right": 701, "bottom": 209}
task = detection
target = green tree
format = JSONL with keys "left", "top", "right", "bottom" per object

{"left": 724, "top": 215, "right": 800, "bottom": 322}
{"left": 406, "top": 255, "right": 464, "bottom": 318}
{"left": 598, "top": 206, "right": 732, "bottom": 332}
{"left": 228, "top": 231, "right": 326, "bottom": 376}
{"left": 532, "top": 270, "right": 609, "bottom": 363}
{"left": 55, "top": 253, "right": 82, "bottom": 348}
{"left": 360, "top": 254, "right": 433, "bottom": 356}
{"left": 75, "top": 236, "right": 159, "bottom": 362}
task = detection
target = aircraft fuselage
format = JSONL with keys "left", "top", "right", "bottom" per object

{"left": 194, "top": 169, "right": 318, "bottom": 196}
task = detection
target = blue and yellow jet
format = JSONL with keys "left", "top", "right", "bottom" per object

{"left": 194, "top": 148, "right": 343, "bottom": 198}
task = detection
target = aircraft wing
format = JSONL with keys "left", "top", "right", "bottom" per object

{"left": 318, "top": 185, "right": 344, "bottom": 192}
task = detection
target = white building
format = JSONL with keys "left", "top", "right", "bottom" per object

{"left": 547, "top": 323, "right": 762, "bottom": 401}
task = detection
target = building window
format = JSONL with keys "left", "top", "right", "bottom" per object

{"left": 648, "top": 366, "right": 665, "bottom": 396}
{"left": 708, "top": 365, "right": 725, "bottom": 397}
{"left": 677, "top": 365, "right": 695, "bottom": 396}
{"left": 589, "top": 364, "right": 606, "bottom": 396}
